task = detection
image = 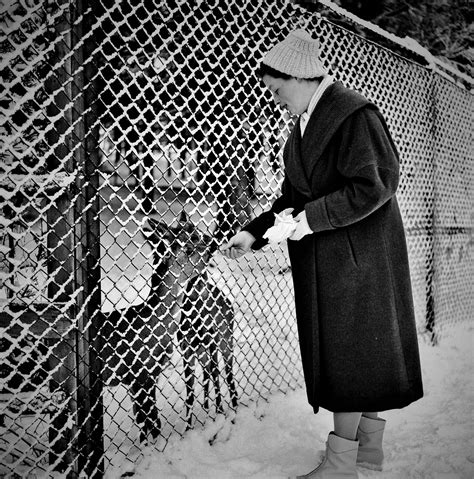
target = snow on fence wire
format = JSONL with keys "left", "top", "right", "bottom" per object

{"left": 0, "top": 0, "right": 472, "bottom": 476}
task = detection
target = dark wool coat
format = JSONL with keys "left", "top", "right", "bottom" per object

{"left": 244, "top": 82, "right": 423, "bottom": 413}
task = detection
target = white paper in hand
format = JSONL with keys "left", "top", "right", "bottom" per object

{"left": 263, "top": 208, "right": 297, "bottom": 244}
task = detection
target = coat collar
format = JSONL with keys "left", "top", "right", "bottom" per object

{"left": 284, "top": 82, "right": 376, "bottom": 196}
{"left": 284, "top": 119, "right": 313, "bottom": 198}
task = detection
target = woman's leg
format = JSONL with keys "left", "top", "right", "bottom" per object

{"left": 333, "top": 412, "right": 362, "bottom": 440}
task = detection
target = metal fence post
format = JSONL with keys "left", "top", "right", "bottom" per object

{"left": 425, "top": 74, "right": 439, "bottom": 345}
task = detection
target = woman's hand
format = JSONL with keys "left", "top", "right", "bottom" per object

{"left": 220, "top": 231, "right": 256, "bottom": 259}
{"left": 289, "top": 210, "right": 313, "bottom": 241}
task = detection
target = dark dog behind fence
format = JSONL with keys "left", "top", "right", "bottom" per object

{"left": 179, "top": 269, "right": 238, "bottom": 429}
{"left": 99, "top": 215, "right": 224, "bottom": 443}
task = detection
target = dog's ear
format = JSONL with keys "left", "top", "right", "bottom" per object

{"left": 177, "top": 211, "right": 196, "bottom": 235}
{"left": 208, "top": 237, "right": 219, "bottom": 254}
{"left": 144, "top": 217, "right": 173, "bottom": 242}
{"left": 179, "top": 211, "right": 188, "bottom": 224}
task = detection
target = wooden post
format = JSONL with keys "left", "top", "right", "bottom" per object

{"left": 73, "top": 1, "right": 105, "bottom": 474}
{"left": 45, "top": 0, "right": 104, "bottom": 475}
{"left": 45, "top": 0, "right": 79, "bottom": 472}
{"left": 64, "top": 1, "right": 105, "bottom": 476}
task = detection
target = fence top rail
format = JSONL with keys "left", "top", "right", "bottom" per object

{"left": 303, "top": 0, "right": 473, "bottom": 88}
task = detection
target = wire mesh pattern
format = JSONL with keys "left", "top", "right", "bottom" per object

{"left": 1, "top": 0, "right": 473, "bottom": 476}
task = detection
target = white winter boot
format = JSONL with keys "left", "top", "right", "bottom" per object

{"left": 356, "top": 416, "right": 386, "bottom": 471}
{"left": 293, "top": 432, "right": 359, "bottom": 478}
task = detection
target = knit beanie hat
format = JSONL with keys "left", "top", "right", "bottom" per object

{"left": 262, "top": 29, "right": 327, "bottom": 79}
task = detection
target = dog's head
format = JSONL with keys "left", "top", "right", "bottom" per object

{"left": 144, "top": 212, "right": 217, "bottom": 279}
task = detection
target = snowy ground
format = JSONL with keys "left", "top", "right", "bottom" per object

{"left": 120, "top": 322, "right": 474, "bottom": 479}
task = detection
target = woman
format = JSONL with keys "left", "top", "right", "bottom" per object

{"left": 221, "top": 29, "right": 423, "bottom": 478}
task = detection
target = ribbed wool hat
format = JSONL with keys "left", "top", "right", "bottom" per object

{"left": 262, "top": 29, "right": 327, "bottom": 79}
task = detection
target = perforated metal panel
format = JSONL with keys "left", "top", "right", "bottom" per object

{"left": 1, "top": 0, "right": 472, "bottom": 476}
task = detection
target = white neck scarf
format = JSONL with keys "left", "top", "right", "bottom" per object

{"left": 300, "top": 75, "right": 334, "bottom": 137}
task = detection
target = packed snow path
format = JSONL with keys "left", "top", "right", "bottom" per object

{"left": 126, "top": 323, "right": 474, "bottom": 479}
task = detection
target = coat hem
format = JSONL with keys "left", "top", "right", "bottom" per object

{"left": 310, "top": 391, "right": 424, "bottom": 414}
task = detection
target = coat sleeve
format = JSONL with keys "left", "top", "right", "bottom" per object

{"left": 305, "top": 107, "right": 400, "bottom": 232}
{"left": 241, "top": 175, "right": 293, "bottom": 250}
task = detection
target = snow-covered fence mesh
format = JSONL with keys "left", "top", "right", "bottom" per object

{"left": 1, "top": 0, "right": 472, "bottom": 476}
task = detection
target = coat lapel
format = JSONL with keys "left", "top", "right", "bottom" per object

{"left": 300, "top": 82, "right": 374, "bottom": 180}
{"left": 283, "top": 118, "right": 313, "bottom": 198}
{"left": 284, "top": 82, "right": 376, "bottom": 198}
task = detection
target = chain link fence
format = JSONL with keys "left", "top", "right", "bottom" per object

{"left": 1, "top": 0, "right": 472, "bottom": 476}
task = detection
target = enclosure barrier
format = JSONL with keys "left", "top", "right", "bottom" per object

{"left": 1, "top": 0, "right": 473, "bottom": 477}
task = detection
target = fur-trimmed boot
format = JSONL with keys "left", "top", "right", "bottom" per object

{"left": 294, "top": 432, "right": 359, "bottom": 478}
{"left": 356, "top": 416, "right": 386, "bottom": 471}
